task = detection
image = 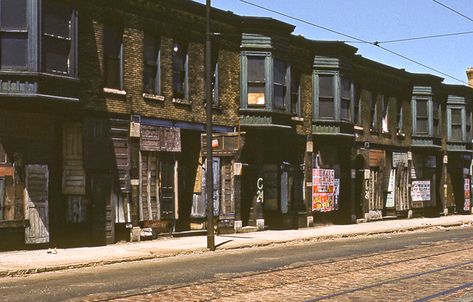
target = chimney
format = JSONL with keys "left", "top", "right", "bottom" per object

{"left": 467, "top": 67, "right": 473, "bottom": 87}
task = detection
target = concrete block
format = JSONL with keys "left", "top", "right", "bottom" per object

{"left": 307, "top": 216, "right": 314, "bottom": 227}
{"left": 234, "top": 220, "right": 243, "bottom": 232}
{"left": 130, "top": 227, "right": 141, "bottom": 242}
{"left": 256, "top": 219, "right": 265, "bottom": 231}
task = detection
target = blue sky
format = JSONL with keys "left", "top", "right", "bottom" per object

{"left": 193, "top": 0, "right": 473, "bottom": 85}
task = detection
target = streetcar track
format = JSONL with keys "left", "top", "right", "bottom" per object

{"left": 305, "top": 261, "right": 473, "bottom": 301}
{"left": 414, "top": 282, "right": 473, "bottom": 302}
{"left": 89, "top": 239, "right": 473, "bottom": 302}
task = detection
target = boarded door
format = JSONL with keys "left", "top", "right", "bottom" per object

{"left": 200, "top": 158, "right": 220, "bottom": 216}
{"left": 25, "top": 165, "right": 49, "bottom": 244}
{"left": 160, "top": 154, "right": 176, "bottom": 219}
{"left": 90, "top": 174, "right": 114, "bottom": 245}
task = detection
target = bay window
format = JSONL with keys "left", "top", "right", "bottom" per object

{"left": 415, "top": 98, "right": 428, "bottom": 135}
{"left": 370, "top": 93, "right": 377, "bottom": 129}
{"left": 449, "top": 107, "right": 463, "bottom": 141}
{"left": 291, "top": 71, "right": 301, "bottom": 116}
{"left": 273, "top": 59, "right": 288, "bottom": 110}
{"left": 340, "top": 78, "right": 351, "bottom": 121}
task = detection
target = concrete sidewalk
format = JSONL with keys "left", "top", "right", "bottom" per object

{"left": 1, "top": 215, "right": 472, "bottom": 277}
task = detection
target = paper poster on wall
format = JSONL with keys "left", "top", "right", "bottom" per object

{"left": 312, "top": 169, "right": 339, "bottom": 212}
{"left": 464, "top": 178, "right": 471, "bottom": 211}
{"left": 385, "top": 169, "right": 396, "bottom": 208}
{"left": 411, "top": 180, "right": 430, "bottom": 202}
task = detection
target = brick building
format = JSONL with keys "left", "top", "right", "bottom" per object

{"left": 0, "top": 0, "right": 471, "bottom": 250}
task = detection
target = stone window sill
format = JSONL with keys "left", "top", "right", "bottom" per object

{"left": 143, "top": 93, "right": 164, "bottom": 102}
{"left": 291, "top": 116, "right": 304, "bottom": 122}
{"left": 173, "top": 98, "right": 192, "bottom": 106}
{"left": 103, "top": 87, "right": 127, "bottom": 96}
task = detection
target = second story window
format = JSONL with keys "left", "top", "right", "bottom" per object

{"left": 340, "top": 78, "right": 351, "bottom": 121}
{"left": 433, "top": 100, "right": 440, "bottom": 136}
{"left": 467, "top": 108, "right": 472, "bottom": 141}
{"left": 0, "top": 0, "right": 27, "bottom": 69}
{"left": 103, "top": 25, "right": 123, "bottom": 90}
{"left": 42, "top": 0, "right": 73, "bottom": 75}
{"left": 143, "top": 32, "right": 160, "bottom": 95}
{"left": 450, "top": 108, "right": 463, "bottom": 141}
{"left": 381, "top": 95, "right": 389, "bottom": 133}
{"left": 172, "top": 41, "right": 188, "bottom": 99}
{"left": 291, "top": 71, "right": 301, "bottom": 116}
{"left": 415, "top": 98, "right": 429, "bottom": 135}
{"left": 273, "top": 59, "right": 288, "bottom": 110}
{"left": 247, "top": 55, "right": 265, "bottom": 107}
{"left": 354, "top": 88, "right": 361, "bottom": 126}
{"left": 370, "top": 93, "right": 377, "bottom": 130}
{"left": 396, "top": 100, "right": 403, "bottom": 132}
{"left": 318, "top": 75, "right": 335, "bottom": 119}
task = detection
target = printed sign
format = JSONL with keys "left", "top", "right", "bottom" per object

{"left": 411, "top": 180, "right": 430, "bottom": 202}
{"left": 392, "top": 152, "right": 408, "bottom": 167}
{"left": 385, "top": 169, "right": 396, "bottom": 208}
{"left": 312, "top": 169, "right": 338, "bottom": 212}
{"left": 464, "top": 178, "right": 471, "bottom": 211}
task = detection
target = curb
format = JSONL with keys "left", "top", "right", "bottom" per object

{"left": 1, "top": 219, "right": 471, "bottom": 278}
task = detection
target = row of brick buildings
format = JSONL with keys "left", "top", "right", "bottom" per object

{"left": 0, "top": 0, "right": 472, "bottom": 249}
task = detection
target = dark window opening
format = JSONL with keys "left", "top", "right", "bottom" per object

{"left": 247, "top": 56, "right": 265, "bottom": 107}
{"left": 143, "top": 32, "right": 160, "bottom": 95}
{"left": 467, "top": 110, "right": 471, "bottom": 141}
{"left": 416, "top": 98, "right": 428, "bottom": 135}
{"left": 381, "top": 95, "right": 389, "bottom": 133}
{"left": 42, "top": 1, "right": 73, "bottom": 74}
{"left": 396, "top": 100, "right": 403, "bottom": 132}
{"left": 273, "top": 59, "right": 287, "bottom": 110}
{"left": 318, "top": 75, "right": 334, "bottom": 119}
{"left": 354, "top": 88, "right": 361, "bottom": 125}
{"left": 291, "top": 71, "right": 300, "bottom": 116}
{"left": 172, "top": 40, "right": 188, "bottom": 99}
{"left": 104, "top": 26, "right": 123, "bottom": 89}
{"left": 341, "top": 78, "right": 351, "bottom": 121}
{"left": 370, "top": 93, "right": 377, "bottom": 130}
{"left": 433, "top": 100, "right": 440, "bottom": 136}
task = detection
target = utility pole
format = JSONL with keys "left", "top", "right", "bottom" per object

{"left": 205, "top": 0, "right": 215, "bottom": 251}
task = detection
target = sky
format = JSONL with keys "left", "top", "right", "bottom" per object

{"left": 193, "top": 0, "right": 473, "bottom": 85}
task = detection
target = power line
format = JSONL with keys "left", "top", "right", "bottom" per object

{"left": 239, "top": 0, "right": 468, "bottom": 85}
{"left": 377, "top": 30, "right": 473, "bottom": 44}
{"left": 431, "top": 0, "right": 473, "bottom": 24}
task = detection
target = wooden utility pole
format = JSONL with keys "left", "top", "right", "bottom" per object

{"left": 205, "top": 0, "right": 215, "bottom": 251}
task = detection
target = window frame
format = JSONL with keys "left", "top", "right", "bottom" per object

{"left": 412, "top": 96, "right": 430, "bottom": 136}
{"left": 313, "top": 71, "right": 353, "bottom": 122}
{"left": 273, "top": 58, "right": 289, "bottom": 111}
{"left": 370, "top": 92, "right": 378, "bottom": 131}
{"left": 291, "top": 70, "right": 301, "bottom": 117}
{"left": 381, "top": 95, "right": 389, "bottom": 133}
{"left": 172, "top": 39, "right": 189, "bottom": 100}
{"left": 143, "top": 31, "right": 161, "bottom": 95}
{"left": 396, "top": 99, "right": 403, "bottom": 132}
{"left": 103, "top": 25, "right": 124, "bottom": 90}
{"left": 211, "top": 47, "right": 219, "bottom": 107}
{"left": 447, "top": 105, "right": 465, "bottom": 142}
{"left": 41, "top": 0, "right": 77, "bottom": 76}
{"left": 314, "top": 72, "right": 336, "bottom": 120}
{"left": 0, "top": 0, "right": 29, "bottom": 70}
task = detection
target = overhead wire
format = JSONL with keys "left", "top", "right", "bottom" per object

{"left": 238, "top": 0, "right": 468, "bottom": 85}
{"left": 431, "top": 0, "right": 473, "bottom": 24}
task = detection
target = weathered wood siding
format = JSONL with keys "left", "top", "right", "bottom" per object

{"left": 24, "top": 165, "right": 49, "bottom": 244}
{"left": 62, "top": 122, "right": 86, "bottom": 195}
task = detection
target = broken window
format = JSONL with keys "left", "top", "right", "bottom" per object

{"left": 247, "top": 56, "right": 266, "bottom": 107}
{"left": 396, "top": 100, "right": 403, "bottom": 132}
{"left": 103, "top": 25, "right": 123, "bottom": 89}
{"left": 0, "top": 0, "right": 27, "bottom": 69}
{"left": 42, "top": 0, "right": 73, "bottom": 74}
{"left": 172, "top": 40, "right": 188, "bottom": 99}
{"left": 381, "top": 95, "right": 389, "bottom": 133}
{"left": 370, "top": 93, "right": 377, "bottom": 130}
{"left": 143, "top": 32, "right": 161, "bottom": 95}
{"left": 433, "top": 100, "right": 441, "bottom": 136}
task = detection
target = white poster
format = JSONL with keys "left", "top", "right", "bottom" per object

{"left": 411, "top": 180, "right": 430, "bottom": 202}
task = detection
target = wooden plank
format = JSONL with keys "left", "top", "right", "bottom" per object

{"left": 140, "top": 126, "right": 181, "bottom": 152}
{"left": 147, "top": 153, "right": 152, "bottom": 220}
{"left": 24, "top": 165, "right": 49, "bottom": 244}
{"left": 138, "top": 151, "right": 143, "bottom": 221}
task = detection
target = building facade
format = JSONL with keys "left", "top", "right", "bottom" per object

{"left": 0, "top": 0, "right": 471, "bottom": 250}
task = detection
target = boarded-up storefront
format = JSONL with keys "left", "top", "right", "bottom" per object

{"left": 139, "top": 126, "right": 181, "bottom": 226}
{"left": 192, "top": 133, "right": 242, "bottom": 228}
{"left": 84, "top": 117, "right": 131, "bottom": 244}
